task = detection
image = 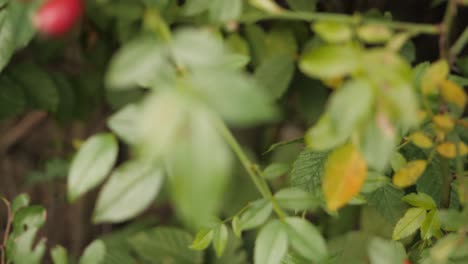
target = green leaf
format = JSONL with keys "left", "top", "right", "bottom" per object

{"left": 11, "top": 193, "right": 30, "bottom": 214}
{"left": 107, "top": 104, "right": 141, "bottom": 144}
{"left": 290, "top": 149, "right": 328, "bottom": 203}
{"left": 275, "top": 188, "right": 319, "bottom": 211}
{"left": 416, "top": 158, "right": 442, "bottom": 206}
{"left": 8, "top": 63, "right": 59, "bottom": 112}
{"left": 305, "top": 114, "right": 348, "bottom": 151}
{"left": 328, "top": 231, "right": 370, "bottom": 264}
{"left": 264, "top": 163, "right": 291, "bottom": 180}
{"left": 166, "top": 106, "right": 232, "bottom": 229}
{"left": 0, "top": 0, "right": 38, "bottom": 72}
{"left": 390, "top": 152, "right": 407, "bottom": 172}
{"left": 299, "top": 44, "right": 361, "bottom": 79}
{"left": 254, "top": 220, "right": 289, "bottom": 264}
{"left": 360, "top": 116, "right": 397, "bottom": 171}
{"left": 265, "top": 26, "right": 298, "bottom": 57}
{"left": 368, "top": 238, "right": 406, "bottom": 264}
{"left": 366, "top": 183, "right": 407, "bottom": 224}
{"left": 402, "top": 192, "right": 437, "bottom": 210}
{"left": 79, "top": 240, "right": 106, "bottom": 264}
{"left": 209, "top": 0, "right": 243, "bottom": 22}
{"left": 392, "top": 207, "right": 427, "bottom": 240}
{"left": 6, "top": 206, "right": 47, "bottom": 264}
{"left": 68, "top": 133, "right": 118, "bottom": 202}
{"left": 93, "top": 160, "right": 164, "bottom": 223}
{"left": 285, "top": 0, "right": 317, "bottom": 11}
{"left": 254, "top": 54, "right": 295, "bottom": 99}
{"left": 284, "top": 217, "right": 327, "bottom": 262}
{"left": 210, "top": 230, "right": 248, "bottom": 264}
{"left": 0, "top": 76, "right": 25, "bottom": 120}
{"left": 213, "top": 224, "right": 229, "bottom": 257}
{"left": 361, "top": 172, "right": 389, "bottom": 194}
{"left": 420, "top": 210, "right": 441, "bottom": 240}
{"left": 106, "top": 37, "right": 169, "bottom": 89}
{"left": 52, "top": 73, "right": 76, "bottom": 123}
{"left": 190, "top": 229, "right": 214, "bottom": 250}
{"left": 312, "top": 21, "right": 352, "bottom": 43}
{"left": 51, "top": 245, "right": 68, "bottom": 264}
{"left": 328, "top": 79, "right": 374, "bottom": 134}
{"left": 130, "top": 227, "right": 203, "bottom": 264}
{"left": 238, "top": 199, "right": 272, "bottom": 232}
{"left": 182, "top": 0, "right": 211, "bottom": 15}
{"left": 438, "top": 209, "right": 468, "bottom": 231}
{"left": 189, "top": 69, "right": 278, "bottom": 126}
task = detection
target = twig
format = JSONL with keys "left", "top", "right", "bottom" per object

{"left": 0, "top": 197, "right": 12, "bottom": 264}
{"left": 439, "top": 0, "right": 458, "bottom": 61}
{"left": 0, "top": 111, "right": 48, "bottom": 155}
{"left": 240, "top": 11, "right": 440, "bottom": 35}
{"left": 450, "top": 26, "right": 468, "bottom": 59}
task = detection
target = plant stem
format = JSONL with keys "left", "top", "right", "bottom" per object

{"left": 0, "top": 197, "right": 12, "bottom": 264}
{"left": 215, "top": 119, "right": 286, "bottom": 220}
{"left": 241, "top": 11, "right": 440, "bottom": 35}
{"left": 439, "top": 0, "right": 458, "bottom": 60}
{"left": 450, "top": 26, "right": 468, "bottom": 58}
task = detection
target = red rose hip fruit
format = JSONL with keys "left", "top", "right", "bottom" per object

{"left": 33, "top": 0, "right": 84, "bottom": 36}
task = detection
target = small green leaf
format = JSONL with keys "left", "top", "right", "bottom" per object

{"left": 68, "top": 133, "right": 118, "bottom": 202}
{"left": 254, "top": 220, "right": 288, "bottom": 264}
{"left": 368, "top": 238, "right": 406, "bottom": 264}
{"left": 357, "top": 24, "right": 393, "bottom": 44}
{"left": 209, "top": 0, "right": 242, "bottom": 22}
{"left": 213, "top": 224, "right": 229, "bottom": 257}
{"left": 264, "top": 163, "right": 291, "bottom": 180}
{"left": 305, "top": 114, "right": 348, "bottom": 151}
{"left": 392, "top": 207, "right": 427, "bottom": 240}
{"left": 299, "top": 44, "right": 361, "bottom": 79}
{"left": 420, "top": 210, "right": 441, "bottom": 240}
{"left": 232, "top": 216, "right": 242, "bottom": 237}
{"left": 238, "top": 199, "right": 272, "bottom": 232}
{"left": 312, "top": 21, "right": 352, "bottom": 43}
{"left": 366, "top": 184, "right": 407, "bottom": 224}
{"left": 361, "top": 172, "right": 389, "bottom": 194}
{"left": 274, "top": 188, "right": 319, "bottom": 211}
{"left": 438, "top": 209, "right": 468, "bottom": 231}
{"left": 79, "top": 240, "right": 106, "bottom": 264}
{"left": 51, "top": 246, "right": 68, "bottom": 264}
{"left": 190, "top": 229, "right": 214, "bottom": 250}
{"left": 390, "top": 152, "right": 407, "bottom": 172}
{"left": 11, "top": 193, "right": 30, "bottom": 214}
{"left": 254, "top": 54, "right": 295, "bottom": 99}
{"left": 106, "top": 37, "right": 169, "bottom": 89}
{"left": 107, "top": 104, "right": 141, "bottom": 144}
{"left": 93, "top": 161, "right": 164, "bottom": 223}
{"left": 402, "top": 192, "right": 437, "bottom": 210}
{"left": 284, "top": 217, "right": 327, "bottom": 262}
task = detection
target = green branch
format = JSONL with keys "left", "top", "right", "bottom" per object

{"left": 215, "top": 118, "right": 286, "bottom": 220}
{"left": 439, "top": 0, "right": 458, "bottom": 60}
{"left": 450, "top": 26, "right": 468, "bottom": 58}
{"left": 241, "top": 10, "right": 440, "bottom": 35}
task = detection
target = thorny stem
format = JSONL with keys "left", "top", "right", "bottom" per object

{"left": 439, "top": 0, "right": 458, "bottom": 61}
{"left": 215, "top": 118, "right": 287, "bottom": 221}
{"left": 0, "top": 197, "right": 12, "bottom": 264}
{"left": 241, "top": 10, "right": 440, "bottom": 35}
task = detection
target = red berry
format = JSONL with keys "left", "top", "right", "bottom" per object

{"left": 403, "top": 259, "right": 411, "bottom": 264}
{"left": 33, "top": 0, "right": 84, "bottom": 36}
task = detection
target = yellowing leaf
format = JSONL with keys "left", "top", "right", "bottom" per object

{"left": 322, "top": 144, "right": 368, "bottom": 211}
{"left": 421, "top": 60, "right": 449, "bottom": 95}
{"left": 433, "top": 115, "right": 454, "bottom": 132}
{"left": 439, "top": 79, "right": 467, "bottom": 110}
{"left": 436, "top": 142, "right": 468, "bottom": 159}
{"left": 357, "top": 24, "right": 393, "bottom": 44}
{"left": 393, "top": 160, "right": 427, "bottom": 188}
{"left": 322, "top": 76, "right": 343, "bottom": 89}
{"left": 409, "top": 131, "right": 433, "bottom": 149}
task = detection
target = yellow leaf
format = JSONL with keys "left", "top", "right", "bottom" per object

{"left": 421, "top": 60, "right": 449, "bottom": 95}
{"left": 436, "top": 142, "right": 468, "bottom": 159}
{"left": 393, "top": 160, "right": 427, "bottom": 188}
{"left": 322, "top": 76, "right": 343, "bottom": 89}
{"left": 433, "top": 115, "right": 455, "bottom": 132}
{"left": 409, "top": 131, "right": 433, "bottom": 149}
{"left": 439, "top": 79, "right": 467, "bottom": 110}
{"left": 323, "top": 144, "right": 368, "bottom": 211}
{"left": 417, "top": 110, "right": 428, "bottom": 124}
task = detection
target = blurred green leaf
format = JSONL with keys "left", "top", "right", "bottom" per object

{"left": 190, "top": 229, "right": 214, "bottom": 250}
{"left": 130, "top": 227, "right": 203, "bottom": 264}
{"left": 107, "top": 104, "right": 141, "bottom": 144}
{"left": 254, "top": 220, "right": 288, "bottom": 264}
{"left": 264, "top": 163, "right": 291, "bottom": 180}
{"left": 0, "top": 76, "right": 25, "bottom": 120}
{"left": 68, "top": 133, "right": 118, "bottom": 202}
{"left": 255, "top": 54, "right": 295, "bottom": 99}
{"left": 420, "top": 210, "right": 441, "bottom": 240}
{"left": 213, "top": 223, "right": 229, "bottom": 257}
{"left": 313, "top": 21, "right": 352, "bottom": 43}
{"left": 51, "top": 246, "right": 68, "bottom": 264}
{"left": 290, "top": 149, "right": 327, "bottom": 203}
{"left": 274, "top": 188, "right": 319, "bottom": 211}
{"left": 11, "top": 193, "right": 30, "bottom": 214}
{"left": 285, "top": 0, "right": 317, "bottom": 11}
{"left": 210, "top": 230, "right": 248, "bottom": 264}
{"left": 237, "top": 199, "right": 272, "bottom": 232}
{"left": 305, "top": 114, "right": 348, "bottom": 151}
{"left": 79, "top": 240, "right": 106, "bottom": 264}
{"left": 284, "top": 217, "right": 327, "bottom": 262}
{"left": 299, "top": 44, "right": 361, "bottom": 79}
{"left": 366, "top": 184, "right": 407, "bottom": 224}
{"left": 368, "top": 237, "right": 406, "bottom": 264}
{"left": 93, "top": 160, "right": 164, "bottom": 223}
{"left": 402, "top": 192, "right": 437, "bottom": 210}
{"left": 392, "top": 207, "right": 426, "bottom": 240}
{"left": 210, "top": 0, "right": 242, "bottom": 22}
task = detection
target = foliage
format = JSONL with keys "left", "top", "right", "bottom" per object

{"left": 1, "top": 0, "right": 468, "bottom": 263}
